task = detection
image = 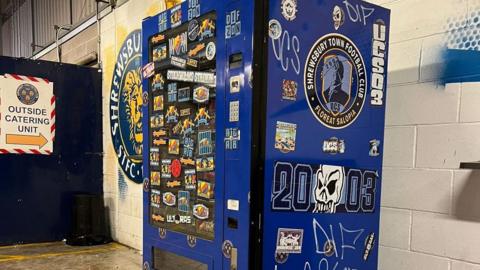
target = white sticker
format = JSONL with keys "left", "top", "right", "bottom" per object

{"left": 227, "top": 199, "right": 240, "bottom": 211}
{"left": 229, "top": 101, "right": 240, "bottom": 122}
{"left": 167, "top": 70, "right": 216, "bottom": 86}
{"left": 269, "top": 19, "right": 282, "bottom": 40}
{"left": 206, "top": 42, "right": 216, "bottom": 61}
{"left": 230, "top": 75, "right": 242, "bottom": 93}
{"left": 281, "top": 0, "right": 298, "bottom": 21}
{"left": 142, "top": 62, "right": 155, "bottom": 79}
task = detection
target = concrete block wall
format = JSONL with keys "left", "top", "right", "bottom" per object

{"left": 40, "top": 24, "right": 98, "bottom": 65}
{"left": 367, "top": 0, "right": 480, "bottom": 269}
{"left": 100, "top": 0, "right": 167, "bottom": 251}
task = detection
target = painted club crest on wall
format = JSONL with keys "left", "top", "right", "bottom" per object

{"left": 110, "top": 30, "right": 143, "bottom": 183}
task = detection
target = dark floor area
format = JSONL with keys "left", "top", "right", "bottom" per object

{"left": 0, "top": 242, "right": 141, "bottom": 270}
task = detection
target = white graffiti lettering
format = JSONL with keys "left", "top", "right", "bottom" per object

{"left": 271, "top": 30, "right": 301, "bottom": 75}
{"left": 313, "top": 219, "right": 364, "bottom": 260}
{"left": 343, "top": 0, "right": 375, "bottom": 26}
{"left": 301, "top": 259, "right": 358, "bottom": 270}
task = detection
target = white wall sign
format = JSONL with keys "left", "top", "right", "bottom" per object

{"left": 0, "top": 74, "right": 55, "bottom": 155}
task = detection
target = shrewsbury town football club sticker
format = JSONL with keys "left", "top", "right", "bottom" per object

{"left": 110, "top": 30, "right": 143, "bottom": 183}
{"left": 304, "top": 33, "right": 367, "bottom": 129}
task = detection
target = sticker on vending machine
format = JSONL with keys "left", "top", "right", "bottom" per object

{"left": 169, "top": 32, "right": 188, "bottom": 57}
{"left": 152, "top": 74, "right": 165, "bottom": 91}
{"left": 197, "top": 180, "right": 214, "bottom": 199}
{"left": 150, "top": 148, "right": 160, "bottom": 166}
{"left": 269, "top": 19, "right": 282, "bottom": 40}
{"left": 276, "top": 228, "right": 303, "bottom": 254}
{"left": 183, "top": 138, "right": 195, "bottom": 158}
{"left": 369, "top": 139, "right": 381, "bottom": 157}
{"left": 271, "top": 162, "right": 378, "bottom": 214}
{"left": 170, "top": 5, "right": 182, "bottom": 28}
{"left": 230, "top": 75, "right": 242, "bottom": 93}
{"left": 184, "top": 169, "right": 197, "bottom": 190}
{"left": 167, "top": 83, "right": 178, "bottom": 102}
{"left": 171, "top": 56, "right": 187, "bottom": 69}
{"left": 166, "top": 180, "right": 181, "bottom": 188}
{"left": 196, "top": 157, "right": 214, "bottom": 172}
{"left": 323, "top": 137, "right": 345, "bottom": 154}
{"left": 281, "top": 0, "right": 298, "bottom": 21}
{"left": 195, "top": 107, "right": 211, "bottom": 126}
{"left": 161, "top": 159, "right": 172, "bottom": 178}
{"left": 193, "top": 204, "right": 209, "bottom": 220}
{"left": 178, "top": 191, "right": 190, "bottom": 212}
{"left": 163, "top": 192, "right": 176, "bottom": 207}
{"left": 152, "top": 44, "right": 168, "bottom": 62}
{"left": 205, "top": 42, "right": 216, "bottom": 61}
{"left": 165, "top": 106, "right": 179, "bottom": 123}
{"left": 171, "top": 159, "right": 182, "bottom": 178}
{"left": 153, "top": 95, "right": 164, "bottom": 111}
{"left": 282, "top": 80, "right": 298, "bottom": 101}
{"left": 151, "top": 34, "right": 165, "bottom": 44}
{"left": 151, "top": 189, "right": 161, "bottom": 208}
{"left": 274, "top": 121, "right": 297, "bottom": 153}
{"left": 151, "top": 171, "right": 161, "bottom": 186}
{"left": 178, "top": 87, "right": 191, "bottom": 102}
{"left": 198, "top": 18, "right": 216, "bottom": 41}
{"left": 193, "top": 86, "right": 210, "bottom": 103}
{"left": 168, "top": 139, "right": 180, "bottom": 155}
{"left": 150, "top": 114, "right": 164, "bottom": 129}
{"left": 180, "top": 118, "right": 195, "bottom": 137}
{"left": 225, "top": 128, "right": 240, "bottom": 150}
{"left": 198, "top": 130, "right": 213, "bottom": 155}
{"left": 188, "top": 19, "right": 200, "bottom": 41}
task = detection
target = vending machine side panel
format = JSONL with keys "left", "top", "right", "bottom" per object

{"left": 261, "top": 0, "right": 390, "bottom": 269}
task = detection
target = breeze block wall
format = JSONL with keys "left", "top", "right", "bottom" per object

{"left": 367, "top": 0, "right": 480, "bottom": 269}
{"left": 100, "top": 0, "right": 167, "bottom": 251}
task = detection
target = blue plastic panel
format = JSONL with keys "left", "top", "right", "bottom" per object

{"left": 262, "top": 1, "right": 390, "bottom": 270}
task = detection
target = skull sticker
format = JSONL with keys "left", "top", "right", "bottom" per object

{"left": 332, "top": 5, "right": 345, "bottom": 30}
{"left": 313, "top": 165, "right": 345, "bottom": 213}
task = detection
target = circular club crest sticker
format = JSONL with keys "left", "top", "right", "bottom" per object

{"left": 304, "top": 34, "right": 367, "bottom": 129}
{"left": 110, "top": 30, "right": 143, "bottom": 183}
{"left": 16, "top": 83, "right": 39, "bottom": 105}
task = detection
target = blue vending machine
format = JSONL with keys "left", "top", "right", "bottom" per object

{"left": 142, "top": 1, "right": 390, "bottom": 270}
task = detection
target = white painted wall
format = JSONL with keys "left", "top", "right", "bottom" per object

{"left": 101, "top": 0, "right": 167, "bottom": 251}
{"left": 367, "top": 0, "right": 480, "bottom": 269}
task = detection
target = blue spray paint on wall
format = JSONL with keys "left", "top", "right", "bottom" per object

{"left": 442, "top": 10, "right": 480, "bottom": 83}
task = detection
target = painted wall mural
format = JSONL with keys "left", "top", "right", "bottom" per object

{"left": 109, "top": 29, "right": 144, "bottom": 185}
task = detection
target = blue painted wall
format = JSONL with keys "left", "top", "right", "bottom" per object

{"left": 0, "top": 56, "right": 103, "bottom": 245}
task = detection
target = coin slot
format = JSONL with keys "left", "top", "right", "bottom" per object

{"left": 227, "top": 217, "right": 238, "bottom": 229}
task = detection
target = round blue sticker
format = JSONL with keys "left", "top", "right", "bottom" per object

{"left": 109, "top": 30, "right": 143, "bottom": 183}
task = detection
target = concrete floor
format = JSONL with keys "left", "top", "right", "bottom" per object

{"left": 0, "top": 242, "right": 142, "bottom": 270}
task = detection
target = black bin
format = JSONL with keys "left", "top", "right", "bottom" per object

{"left": 66, "top": 194, "right": 112, "bottom": 246}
